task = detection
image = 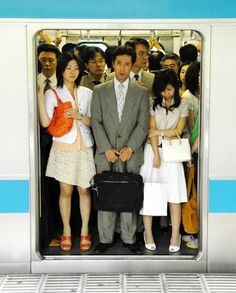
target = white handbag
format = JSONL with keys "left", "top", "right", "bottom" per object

{"left": 140, "top": 182, "right": 168, "bottom": 216}
{"left": 162, "top": 131, "right": 191, "bottom": 163}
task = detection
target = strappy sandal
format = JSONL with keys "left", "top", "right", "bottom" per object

{"left": 80, "top": 235, "right": 92, "bottom": 252}
{"left": 60, "top": 235, "right": 72, "bottom": 252}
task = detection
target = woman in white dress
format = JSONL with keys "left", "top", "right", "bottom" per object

{"left": 141, "top": 68, "right": 188, "bottom": 253}
{"left": 38, "top": 52, "right": 96, "bottom": 252}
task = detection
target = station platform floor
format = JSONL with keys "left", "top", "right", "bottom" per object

{"left": 1, "top": 273, "right": 236, "bottom": 292}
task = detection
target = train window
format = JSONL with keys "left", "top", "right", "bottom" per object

{"left": 36, "top": 29, "right": 202, "bottom": 257}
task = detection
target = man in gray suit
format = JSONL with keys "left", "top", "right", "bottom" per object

{"left": 91, "top": 46, "right": 149, "bottom": 253}
{"left": 125, "top": 38, "right": 155, "bottom": 99}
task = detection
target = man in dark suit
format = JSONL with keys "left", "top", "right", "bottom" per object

{"left": 91, "top": 46, "right": 149, "bottom": 253}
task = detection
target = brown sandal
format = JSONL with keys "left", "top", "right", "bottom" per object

{"left": 60, "top": 235, "right": 72, "bottom": 252}
{"left": 80, "top": 235, "right": 92, "bottom": 251}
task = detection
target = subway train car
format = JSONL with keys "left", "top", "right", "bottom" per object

{"left": 0, "top": 0, "right": 236, "bottom": 274}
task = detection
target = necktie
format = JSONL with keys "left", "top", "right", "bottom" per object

{"left": 44, "top": 78, "right": 51, "bottom": 93}
{"left": 93, "top": 80, "right": 101, "bottom": 85}
{"left": 134, "top": 74, "right": 139, "bottom": 81}
{"left": 117, "top": 83, "right": 125, "bottom": 123}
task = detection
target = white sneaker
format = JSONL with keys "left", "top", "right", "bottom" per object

{"left": 182, "top": 235, "right": 195, "bottom": 243}
{"left": 186, "top": 238, "right": 199, "bottom": 249}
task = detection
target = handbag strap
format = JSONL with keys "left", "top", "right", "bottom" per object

{"left": 50, "top": 88, "right": 62, "bottom": 105}
{"left": 187, "top": 165, "right": 197, "bottom": 200}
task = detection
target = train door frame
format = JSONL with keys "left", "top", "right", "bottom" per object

{"left": 28, "top": 19, "right": 210, "bottom": 273}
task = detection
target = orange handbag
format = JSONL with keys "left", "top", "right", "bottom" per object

{"left": 182, "top": 165, "right": 199, "bottom": 234}
{"left": 47, "top": 88, "right": 73, "bottom": 137}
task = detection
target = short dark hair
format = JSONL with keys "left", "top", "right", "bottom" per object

{"left": 179, "top": 44, "right": 198, "bottom": 63}
{"left": 185, "top": 61, "right": 200, "bottom": 95}
{"left": 83, "top": 46, "right": 106, "bottom": 64}
{"left": 152, "top": 68, "right": 181, "bottom": 111}
{"left": 37, "top": 43, "right": 61, "bottom": 59}
{"left": 125, "top": 38, "right": 149, "bottom": 50}
{"left": 112, "top": 45, "right": 136, "bottom": 65}
{"left": 61, "top": 43, "right": 77, "bottom": 54}
{"left": 56, "top": 52, "right": 84, "bottom": 88}
{"left": 161, "top": 53, "right": 181, "bottom": 67}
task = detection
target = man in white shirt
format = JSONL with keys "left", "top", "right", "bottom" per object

{"left": 37, "top": 44, "right": 61, "bottom": 92}
{"left": 125, "top": 38, "right": 155, "bottom": 98}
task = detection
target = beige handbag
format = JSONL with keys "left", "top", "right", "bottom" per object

{"left": 162, "top": 130, "right": 191, "bottom": 162}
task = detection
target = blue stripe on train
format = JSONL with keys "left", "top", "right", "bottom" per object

{"left": 0, "top": 180, "right": 29, "bottom": 213}
{"left": 1, "top": 0, "right": 236, "bottom": 18}
{"left": 209, "top": 180, "right": 236, "bottom": 213}
{"left": 0, "top": 179, "right": 236, "bottom": 213}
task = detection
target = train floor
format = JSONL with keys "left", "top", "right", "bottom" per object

{"left": 41, "top": 219, "right": 197, "bottom": 256}
{"left": 1, "top": 273, "right": 236, "bottom": 292}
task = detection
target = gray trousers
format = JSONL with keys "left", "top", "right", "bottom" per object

{"left": 98, "top": 210, "right": 137, "bottom": 244}
{"left": 96, "top": 160, "right": 140, "bottom": 244}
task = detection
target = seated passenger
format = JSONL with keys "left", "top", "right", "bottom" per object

{"left": 38, "top": 52, "right": 96, "bottom": 252}
{"left": 91, "top": 46, "right": 149, "bottom": 253}
{"left": 141, "top": 69, "right": 188, "bottom": 252}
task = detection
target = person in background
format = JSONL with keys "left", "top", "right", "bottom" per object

{"left": 143, "top": 69, "right": 188, "bottom": 252}
{"left": 179, "top": 44, "right": 198, "bottom": 63}
{"left": 161, "top": 53, "right": 181, "bottom": 76}
{"left": 80, "top": 46, "right": 107, "bottom": 90}
{"left": 91, "top": 46, "right": 149, "bottom": 253}
{"left": 37, "top": 43, "right": 61, "bottom": 246}
{"left": 61, "top": 43, "right": 77, "bottom": 54}
{"left": 38, "top": 52, "right": 95, "bottom": 252}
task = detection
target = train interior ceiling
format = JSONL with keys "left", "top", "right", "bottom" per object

{"left": 37, "top": 29, "right": 201, "bottom": 257}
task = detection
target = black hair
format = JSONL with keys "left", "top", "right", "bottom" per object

{"left": 152, "top": 68, "right": 181, "bottom": 111}
{"left": 125, "top": 37, "right": 150, "bottom": 50}
{"left": 56, "top": 52, "right": 84, "bottom": 88}
{"left": 178, "top": 61, "right": 191, "bottom": 88}
{"left": 37, "top": 43, "right": 61, "bottom": 59}
{"left": 83, "top": 46, "right": 106, "bottom": 65}
{"left": 61, "top": 43, "right": 77, "bottom": 54}
{"left": 105, "top": 45, "right": 118, "bottom": 69}
{"left": 112, "top": 45, "right": 136, "bottom": 65}
{"left": 179, "top": 44, "right": 198, "bottom": 63}
{"left": 161, "top": 53, "right": 181, "bottom": 67}
{"left": 185, "top": 61, "right": 200, "bottom": 96}
{"left": 148, "top": 51, "right": 164, "bottom": 72}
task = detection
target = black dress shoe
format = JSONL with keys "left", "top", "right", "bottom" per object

{"left": 95, "top": 242, "right": 113, "bottom": 253}
{"left": 136, "top": 232, "right": 144, "bottom": 245}
{"left": 123, "top": 242, "right": 141, "bottom": 253}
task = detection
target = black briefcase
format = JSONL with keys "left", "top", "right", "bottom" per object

{"left": 92, "top": 170, "right": 144, "bottom": 212}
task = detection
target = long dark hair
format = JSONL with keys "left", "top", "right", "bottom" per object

{"left": 152, "top": 68, "right": 181, "bottom": 111}
{"left": 185, "top": 61, "right": 200, "bottom": 96}
{"left": 56, "top": 52, "right": 84, "bottom": 88}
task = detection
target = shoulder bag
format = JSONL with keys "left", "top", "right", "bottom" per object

{"left": 47, "top": 88, "right": 73, "bottom": 137}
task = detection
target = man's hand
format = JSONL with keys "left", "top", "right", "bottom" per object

{"left": 119, "top": 147, "right": 133, "bottom": 162}
{"left": 105, "top": 149, "right": 120, "bottom": 163}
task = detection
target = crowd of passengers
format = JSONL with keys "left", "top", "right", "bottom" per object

{"left": 37, "top": 36, "right": 200, "bottom": 254}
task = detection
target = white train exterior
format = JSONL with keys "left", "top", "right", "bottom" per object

{"left": 0, "top": 0, "right": 236, "bottom": 273}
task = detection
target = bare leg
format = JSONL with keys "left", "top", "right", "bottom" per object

{"left": 77, "top": 186, "right": 91, "bottom": 236}
{"left": 143, "top": 215, "right": 155, "bottom": 244}
{"left": 169, "top": 202, "right": 181, "bottom": 246}
{"left": 59, "top": 182, "right": 73, "bottom": 237}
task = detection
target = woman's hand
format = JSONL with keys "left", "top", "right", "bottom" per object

{"left": 148, "top": 128, "right": 158, "bottom": 138}
{"left": 153, "top": 153, "right": 161, "bottom": 168}
{"left": 64, "top": 108, "right": 78, "bottom": 119}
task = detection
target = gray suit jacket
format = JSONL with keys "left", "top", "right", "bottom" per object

{"left": 91, "top": 79, "right": 149, "bottom": 173}
{"left": 107, "top": 71, "right": 155, "bottom": 100}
